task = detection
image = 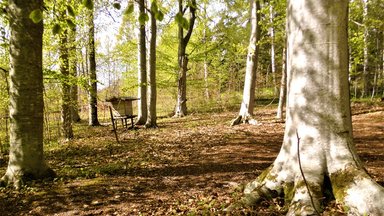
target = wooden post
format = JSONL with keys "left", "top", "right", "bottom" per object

{"left": 109, "top": 106, "right": 119, "bottom": 143}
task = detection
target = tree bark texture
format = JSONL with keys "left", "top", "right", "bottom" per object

{"left": 231, "top": 0, "right": 260, "bottom": 126}
{"left": 174, "top": 0, "right": 196, "bottom": 118}
{"left": 69, "top": 28, "right": 81, "bottom": 122}
{"left": 88, "top": 9, "right": 100, "bottom": 126}
{"left": 136, "top": 0, "right": 147, "bottom": 125}
{"left": 276, "top": 47, "right": 286, "bottom": 121}
{"left": 242, "top": 0, "right": 384, "bottom": 215}
{"left": 59, "top": 29, "right": 74, "bottom": 140}
{"left": 145, "top": 6, "right": 158, "bottom": 128}
{"left": 1, "top": 0, "right": 55, "bottom": 188}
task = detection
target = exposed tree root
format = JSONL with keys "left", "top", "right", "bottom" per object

{"left": 144, "top": 122, "right": 158, "bottom": 129}
{"left": 135, "top": 117, "right": 147, "bottom": 126}
{"left": 230, "top": 115, "right": 261, "bottom": 126}
{"left": 0, "top": 167, "right": 56, "bottom": 189}
{"left": 240, "top": 163, "right": 384, "bottom": 215}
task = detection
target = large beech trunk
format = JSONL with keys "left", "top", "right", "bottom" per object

{"left": 242, "top": 1, "right": 384, "bottom": 215}
{"left": 1, "top": 0, "right": 55, "bottom": 188}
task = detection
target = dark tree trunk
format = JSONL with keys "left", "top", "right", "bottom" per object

{"left": 88, "top": 8, "right": 100, "bottom": 126}
{"left": 69, "top": 28, "right": 81, "bottom": 122}
{"left": 136, "top": 0, "right": 148, "bottom": 125}
{"left": 174, "top": 0, "right": 196, "bottom": 118}
{"left": 59, "top": 29, "right": 74, "bottom": 140}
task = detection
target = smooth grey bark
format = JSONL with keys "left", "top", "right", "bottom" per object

{"left": 145, "top": 4, "right": 157, "bottom": 128}
{"left": 202, "top": 3, "right": 210, "bottom": 100}
{"left": 276, "top": 47, "right": 286, "bottom": 121}
{"left": 174, "top": 0, "right": 197, "bottom": 118}
{"left": 1, "top": 0, "right": 55, "bottom": 188}
{"left": 231, "top": 0, "right": 260, "bottom": 126}
{"left": 136, "top": 0, "right": 147, "bottom": 125}
{"left": 87, "top": 8, "right": 100, "bottom": 126}
{"left": 269, "top": 4, "right": 278, "bottom": 97}
{"left": 362, "top": 0, "right": 371, "bottom": 97}
{"left": 59, "top": 29, "right": 74, "bottom": 140}
{"left": 241, "top": 1, "right": 384, "bottom": 215}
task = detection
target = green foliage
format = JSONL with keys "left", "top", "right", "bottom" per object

{"left": 138, "top": 13, "right": 149, "bottom": 25}
{"left": 155, "top": 11, "right": 164, "bottom": 21}
{"left": 82, "top": 0, "right": 94, "bottom": 10}
{"left": 52, "top": 23, "right": 62, "bottom": 35}
{"left": 65, "top": 19, "right": 76, "bottom": 30}
{"left": 66, "top": 5, "right": 76, "bottom": 17}
{"left": 175, "top": 12, "right": 189, "bottom": 30}
{"left": 124, "top": 3, "right": 134, "bottom": 15}
{"left": 29, "top": 9, "right": 43, "bottom": 23}
{"left": 112, "top": 3, "right": 121, "bottom": 10}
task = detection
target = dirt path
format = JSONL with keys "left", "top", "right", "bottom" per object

{"left": 0, "top": 106, "right": 383, "bottom": 215}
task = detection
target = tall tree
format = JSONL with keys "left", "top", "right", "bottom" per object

{"left": 231, "top": 0, "right": 261, "bottom": 126}
{"left": 59, "top": 28, "right": 74, "bottom": 140}
{"left": 136, "top": 0, "right": 148, "bottom": 125}
{"left": 174, "top": 0, "right": 197, "bottom": 118}
{"left": 69, "top": 27, "right": 81, "bottom": 122}
{"left": 145, "top": 1, "right": 158, "bottom": 128}
{"left": 241, "top": 0, "right": 384, "bottom": 214}
{"left": 269, "top": 4, "right": 278, "bottom": 97}
{"left": 1, "top": 0, "right": 55, "bottom": 188}
{"left": 87, "top": 4, "right": 100, "bottom": 126}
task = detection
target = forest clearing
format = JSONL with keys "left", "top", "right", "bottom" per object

{"left": 0, "top": 102, "right": 383, "bottom": 215}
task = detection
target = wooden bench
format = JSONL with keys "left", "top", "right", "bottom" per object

{"left": 108, "top": 105, "right": 137, "bottom": 130}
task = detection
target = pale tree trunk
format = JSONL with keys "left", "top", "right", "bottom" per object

{"left": 136, "top": 0, "right": 147, "bottom": 125}
{"left": 269, "top": 4, "right": 278, "bottom": 97}
{"left": 362, "top": 0, "right": 373, "bottom": 98}
{"left": 231, "top": 0, "right": 260, "bottom": 126}
{"left": 241, "top": 1, "right": 384, "bottom": 215}
{"left": 145, "top": 5, "right": 157, "bottom": 128}
{"left": 203, "top": 3, "right": 210, "bottom": 100}
{"left": 69, "top": 28, "right": 81, "bottom": 122}
{"left": 174, "top": 0, "right": 196, "bottom": 118}
{"left": 276, "top": 46, "right": 286, "bottom": 121}
{"left": 1, "top": 0, "right": 55, "bottom": 188}
{"left": 59, "top": 29, "right": 74, "bottom": 140}
{"left": 88, "top": 8, "right": 100, "bottom": 126}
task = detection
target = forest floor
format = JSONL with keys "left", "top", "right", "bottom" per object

{"left": 0, "top": 101, "right": 383, "bottom": 215}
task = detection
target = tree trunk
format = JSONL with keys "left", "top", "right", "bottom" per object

{"left": 231, "top": 0, "right": 260, "bottom": 126}
{"left": 136, "top": 0, "right": 147, "bottom": 125}
{"left": 1, "top": 0, "right": 55, "bottom": 188}
{"left": 241, "top": 1, "right": 384, "bottom": 214}
{"left": 145, "top": 5, "right": 158, "bottom": 128}
{"left": 269, "top": 4, "right": 278, "bottom": 97}
{"left": 69, "top": 28, "right": 81, "bottom": 122}
{"left": 202, "top": 3, "right": 210, "bottom": 100}
{"left": 276, "top": 47, "right": 286, "bottom": 121}
{"left": 59, "top": 29, "right": 74, "bottom": 140}
{"left": 88, "top": 8, "right": 100, "bottom": 126}
{"left": 174, "top": 0, "right": 196, "bottom": 118}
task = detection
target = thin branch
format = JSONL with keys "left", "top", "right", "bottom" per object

{"left": 349, "top": 19, "right": 364, "bottom": 27}
{"left": 296, "top": 130, "right": 320, "bottom": 216}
